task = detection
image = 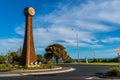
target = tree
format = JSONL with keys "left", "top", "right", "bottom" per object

{"left": 6, "top": 47, "right": 22, "bottom": 65}
{"left": 37, "top": 54, "right": 46, "bottom": 63}
{"left": 92, "top": 59, "right": 101, "bottom": 63}
{"left": 0, "top": 55, "right": 6, "bottom": 64}
{"left": 110, "top": 57, "right": 119, "bottom": 62}
{"left": 6, "top": 51, "right": 21, "bottom": 64}
{"left": 45, "top": 43, "right": 71, "bottom": 64}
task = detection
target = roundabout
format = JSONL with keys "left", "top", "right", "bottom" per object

{"left": 0, "top": 64, "right": 119, "bottom": 80}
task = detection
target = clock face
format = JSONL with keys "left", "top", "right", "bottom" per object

{"left": 28, "top": 7, "right": 35, "bottom": 16}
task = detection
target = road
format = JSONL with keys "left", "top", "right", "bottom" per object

{"left": 0, "top": 64, "right": 117, "bottom": 80}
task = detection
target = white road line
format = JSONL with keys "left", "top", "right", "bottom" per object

{"left": 86, "top": 76, "right": 102, "bottom": 80}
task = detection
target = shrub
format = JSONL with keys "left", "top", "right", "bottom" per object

{"left": 92, "top": 59, "right": 101, "bottom": 63}
{"left": 102, "top": 59, "right": 110, "bottom": 62}
{"left": 107, "top": 67, "right": 120, "bottom": 76}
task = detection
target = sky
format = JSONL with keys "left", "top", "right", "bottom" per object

{"left": 0, "top": 0, "right": 120, "bottom": 59}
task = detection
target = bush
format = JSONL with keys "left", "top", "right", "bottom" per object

{"left": 107, "top": 67, "right": 120, "bottom": 76}
{"left": 64, "top": 60, "right": 72, "bottom": 63}
{"left": 102, "top": 59, "right": 110, "bottom": 62}
{"left": 92, "top": 59, "right": 101, "bottom": 63}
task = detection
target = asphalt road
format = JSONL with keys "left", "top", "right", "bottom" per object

{"left": 0, "top": 64, "right": 117, "bottom": 80}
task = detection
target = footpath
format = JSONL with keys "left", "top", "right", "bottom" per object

{"left": 0, "top": 67, "right": 75, "bottom": 77}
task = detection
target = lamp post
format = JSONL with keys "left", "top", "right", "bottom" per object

{"left": 92, "top": 48, "right": 96, "bottom": 60}
{"left": 72, "top": 29, "right": 80, "bottom": 62}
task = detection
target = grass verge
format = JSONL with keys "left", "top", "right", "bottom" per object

{"left": 70, "top": 62, "right": 118, "bottom": 66}
{"left": 0, "top": 64, "right": 58, "bottom": 71}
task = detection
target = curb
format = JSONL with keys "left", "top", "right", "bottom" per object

{"left": 8, "top": 67, "right": 62, "bottom": 73}
{"left": 0, "top": 67, "right": 75, "bottom": 77}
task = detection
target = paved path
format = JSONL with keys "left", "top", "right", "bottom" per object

{"left": 0, "top": 64, "right": 119, "bottom": 80}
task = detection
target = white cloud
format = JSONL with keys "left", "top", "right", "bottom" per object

{"left": 101, "top": 37, "right": 120, "bottom": 43}
{"left": 33, "top": 27, "right": 91, "bottom": 46}
{"left": 39, "top": 0, "right": 120, "bottom": 32}
{"left": 75, "top": 21, "right": 112, "bottom": 32}
{"left": 0, "top": 38, "right": 23, "bottom": 54}
{"left": 75, "top": 0, "right": 120, "bottom": 24}
{"left": 94, "top": 48, "right": 117, "bottom": 58}
{"left": 96, "top": 1, "right": 120, "bottom": 23}
{"left": 15, "top": 26, "right": 24, "bottom": 36}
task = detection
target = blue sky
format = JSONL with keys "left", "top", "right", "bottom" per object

{"left": 0, "top": 0, "right": 120, "bottom": 59}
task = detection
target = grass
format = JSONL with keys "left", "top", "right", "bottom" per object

{"left": 70, "top": 62, "right": 118, "bottom": 66}
{"left": 0, "top": 64, "right": 58, "bottom": 71}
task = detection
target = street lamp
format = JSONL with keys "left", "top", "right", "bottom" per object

{"left": 92, "top": 48, "right": 96, "bottom": 60}
{"left": 72, "top": 29, "right": 80, "bottom": 62}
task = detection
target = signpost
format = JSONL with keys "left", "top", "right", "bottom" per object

{"left": 116, "top": 47, "right": 120, "bottom": 67}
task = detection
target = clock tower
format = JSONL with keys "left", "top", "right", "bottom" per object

{"left": 20, "top": 7, "right": 37, "bottom": 67}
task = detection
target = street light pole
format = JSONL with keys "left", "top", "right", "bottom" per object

{"left": 92, "top": 48, "right": 96, "bottom": 60}
{"left": 72, "top": 29, "right": 80, "bottom": 62}
{"left": 76, "top": 33, "right": 80, "bottom": 62}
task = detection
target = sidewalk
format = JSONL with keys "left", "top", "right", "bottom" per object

{"left": 0, "top": 67, "right": 75, "bottom": 77}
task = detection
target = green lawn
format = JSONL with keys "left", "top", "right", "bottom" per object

{"left": 71, "top": 62, "right": 119, "bottom": 66}
{"left": 0, "top": 64, "right": 57, "bottom": 70}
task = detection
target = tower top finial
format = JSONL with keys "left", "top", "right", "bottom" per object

{"left": 24, "top": 7, "right": 35, "bottom": 16}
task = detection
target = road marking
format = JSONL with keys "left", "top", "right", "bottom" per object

{"left": 86, "top": 76, "right": 102, "bottom": 80}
